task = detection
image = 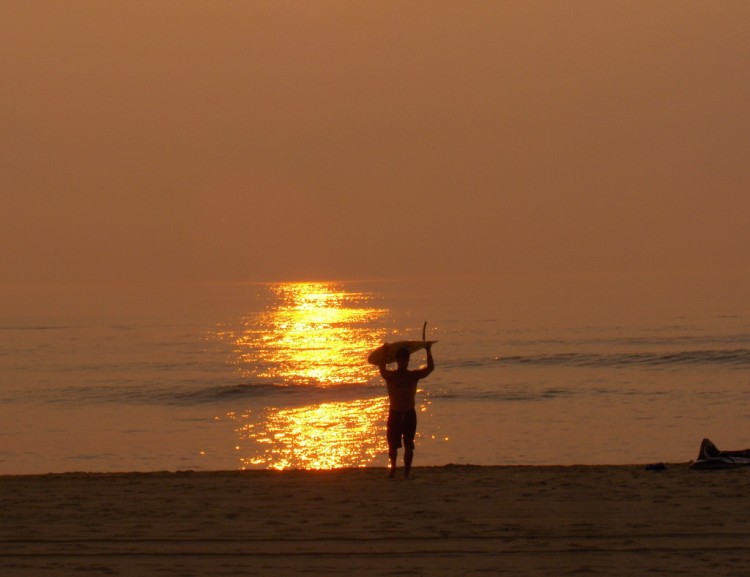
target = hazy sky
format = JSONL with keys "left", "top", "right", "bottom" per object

{"left": 2, "top": 1, "right": 749, "bottom": 291}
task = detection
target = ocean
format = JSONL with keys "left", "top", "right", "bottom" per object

{"left": 1, "top": 279, "right": 749, "bottom": 475}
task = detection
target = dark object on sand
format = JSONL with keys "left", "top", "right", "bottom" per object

{"left": 690, "top": 438, "right": 750, "bottom": 470}
{"left": 645, "top": 462, "right": 667, "bottom": 471}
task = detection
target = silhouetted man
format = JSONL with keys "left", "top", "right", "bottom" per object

{"left": 378, "top": 344, "right": 434, "bottom": 478}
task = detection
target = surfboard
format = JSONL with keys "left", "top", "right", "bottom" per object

{"left": 367, "top": 340, "right": 437, "bottom": 365}
{"left": 367, "top": 321, "right": 437, "bottom": 365}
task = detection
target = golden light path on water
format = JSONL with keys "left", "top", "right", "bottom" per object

{"left": 235, "top": 282, "right": 385, "bottom": 385}
{"left": 231, "top": 398, "right": 390, "bottom": 470}
{"left": 225, "top": 282, "right": 392, "bottom": 470}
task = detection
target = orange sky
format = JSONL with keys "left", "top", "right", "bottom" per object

{"left": 2, "top": 2, "right": 749, "bottom": 300}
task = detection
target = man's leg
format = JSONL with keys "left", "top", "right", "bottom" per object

{"left": 403, "top": 410, "right": 417, "bottom": 478}
{"left": 403, "top": 447, "right": 413, "bottom": 478}
{"left": 388, "top": 448, "right": 398, "bottom": 478}
{"left": 386, "top": 410, "right": 401, "bottom": 478}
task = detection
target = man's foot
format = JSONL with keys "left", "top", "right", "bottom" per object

{"left": 388, "top": 468, "right": 396, "bottom": 479}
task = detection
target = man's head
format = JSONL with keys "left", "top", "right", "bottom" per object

{"left": 396, "top": 347, "right": 410, "bottom": 368}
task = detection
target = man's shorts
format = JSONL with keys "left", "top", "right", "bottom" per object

{"left": 387, "top": 409, "right": 417, "bottom": 451}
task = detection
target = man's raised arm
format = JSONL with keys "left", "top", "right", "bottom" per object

{"left": 416, "top": 344, "right": 435, "bottom": 379}
{"left": 378, "top": 346, "right": 390, "bottom": 378}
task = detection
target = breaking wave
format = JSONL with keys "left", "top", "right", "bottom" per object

{"left": 494, "top": 348, "right": 750, "bottom": 368}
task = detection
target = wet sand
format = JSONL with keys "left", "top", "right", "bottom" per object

{"left": 1, "top": 464, "right": 749, "bottom": 576}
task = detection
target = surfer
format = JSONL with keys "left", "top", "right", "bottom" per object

{"left": 379, "top": 344, "right": 434, "bottom": 479}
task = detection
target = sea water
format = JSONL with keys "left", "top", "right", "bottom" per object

{"left": 1, "top": 279, "right": 749, "bottom": 474}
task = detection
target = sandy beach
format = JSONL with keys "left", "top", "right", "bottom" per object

{"left": 1, "top": 464, "right": 749, "bottom": 576}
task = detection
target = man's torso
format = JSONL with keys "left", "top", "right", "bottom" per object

{"left": 384, "top": 370, "right": 420, "bottom": 411}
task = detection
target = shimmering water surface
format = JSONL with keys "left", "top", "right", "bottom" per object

{"left": 1, "top": 280, "right": 749, "bottom": 474}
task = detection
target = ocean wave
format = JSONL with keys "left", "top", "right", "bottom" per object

{"left": 0, "top": 325, "right": 85, "bottom": 331}
{"left": 430, "top": 387, "right": 576, "bottom": 402}
{"left": 505, "top": 332, "right": 750, "bottom": 350}
{"left": 494, "top": 348, "right": 750, "bottom": 368}
{"left": 156, "top": 382, "right": 297, "bottom": 405}
{"left": 46, "top": 380, "right": 383, "bottom": 407}
{"left": 173, "top": 381, "right": 383, "bottom": 406}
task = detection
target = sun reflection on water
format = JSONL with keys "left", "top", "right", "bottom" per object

{"left": 232, "top": 397, "right": 389, "bottom": 470}
{"left": 225, "top": 282, "right": 393, "bottom": 470}
{"left": 234, "top": 282, "right": 387, "bottom": 386}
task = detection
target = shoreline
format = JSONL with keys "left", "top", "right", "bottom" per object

{"left": 2, "top": 463, "right": 749, "bottom": 576}
{"left": 0, "top": 462, "right": 689, "bottom": 479}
